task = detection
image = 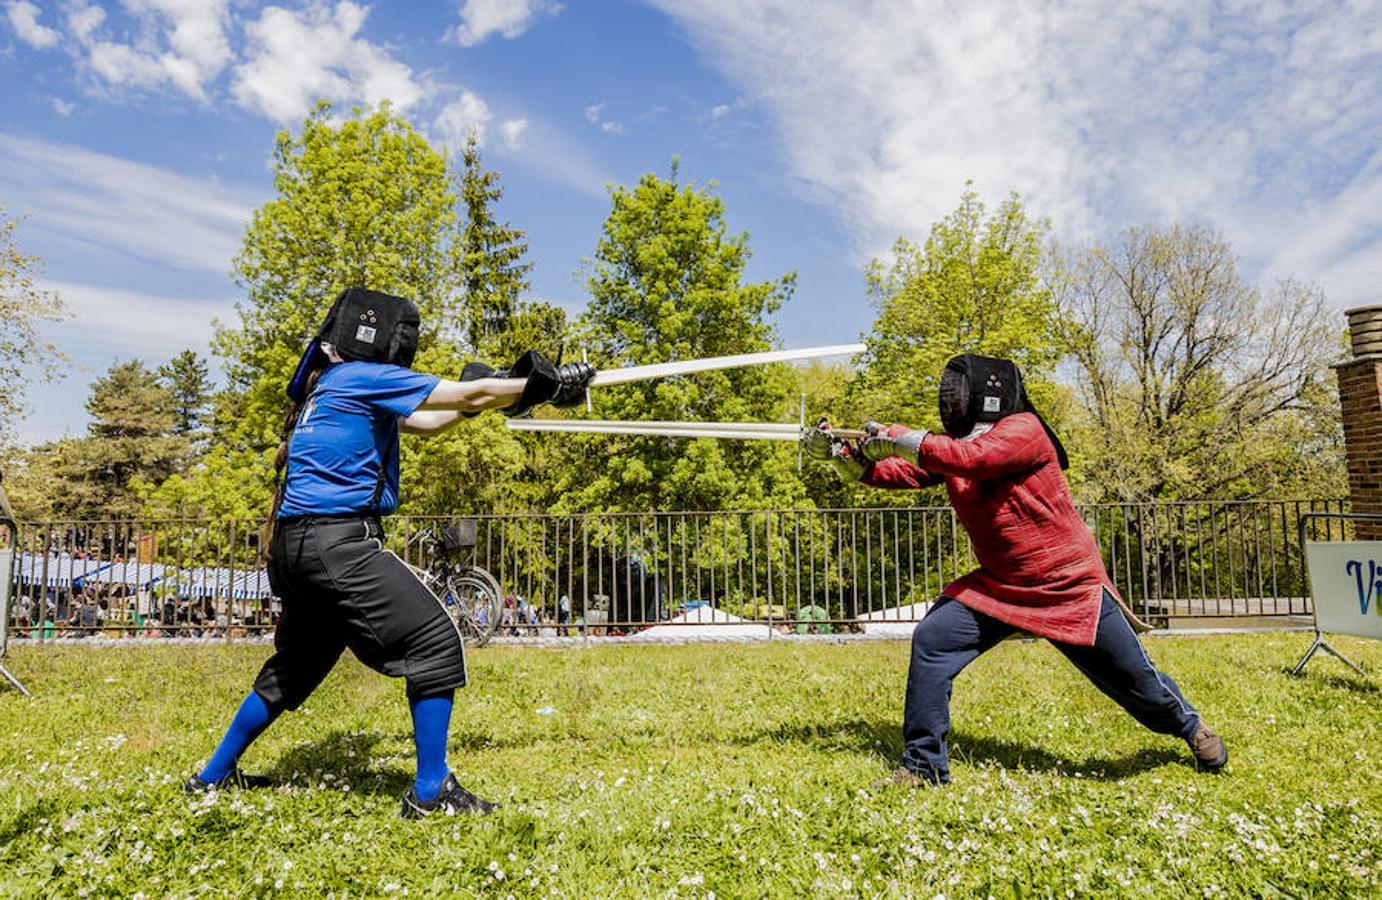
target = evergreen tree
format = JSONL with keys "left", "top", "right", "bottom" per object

{"left": 459, "top": 133, "right": 534, "bottom": 355}
{"left": 17, "top": 360, "right": 190, "bottom": 519}
{"left": 158, "top": 349, "right": 212, "bottom": 437}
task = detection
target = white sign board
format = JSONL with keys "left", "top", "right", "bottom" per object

{"left": 1304, "top": 541, "right": 1382, "bottom": 640}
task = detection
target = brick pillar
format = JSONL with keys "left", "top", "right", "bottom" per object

{"left": 1337, "top": 305, "right": 1382, "bottom": 540}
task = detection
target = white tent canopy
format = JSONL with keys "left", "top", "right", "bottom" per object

{"left": 631, "top": 604, "right": 774, "bottom": 640}
{"left": 856, "top": 601, "right": 932, "bottom": 637}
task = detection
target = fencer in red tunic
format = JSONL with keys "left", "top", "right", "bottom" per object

{"left": 861, "top": 411, "right": 1126, "bottom": 646}
{"left": 804, "top": 353, "right": 1227, "bottom": 786}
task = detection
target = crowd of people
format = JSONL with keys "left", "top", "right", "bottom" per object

{"left": 6, "top": 583, "right": 276, "bottom": 639}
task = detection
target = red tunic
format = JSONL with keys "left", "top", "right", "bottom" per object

{"left": 861, "top": 412, "right": 1120, "bottom": 646}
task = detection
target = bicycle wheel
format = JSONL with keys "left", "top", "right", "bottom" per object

{"left": 444, "top": 567, "right": 503, "bottom": 647}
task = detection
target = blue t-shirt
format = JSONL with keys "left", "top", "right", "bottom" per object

{"left": 277, "top": 362, "right": 440, "bottom": 518}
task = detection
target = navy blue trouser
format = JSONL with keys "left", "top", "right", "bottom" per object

{"left": 901, "top": 591, "right": 1200, "bottom": 782}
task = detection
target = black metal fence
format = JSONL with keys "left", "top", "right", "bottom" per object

{"left": 1, "top": 499, "right": 1349, "bottom": 640}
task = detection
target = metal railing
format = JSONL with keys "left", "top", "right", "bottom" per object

{"left": 4, "top": 499, "right": 1348, "bottom": 640}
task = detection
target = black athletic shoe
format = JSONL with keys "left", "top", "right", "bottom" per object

{"left": 401, "top": 773, "right": 497, "bottom": 818}
{"left": 184, "top": 768, "right": 273, "bottom": 793}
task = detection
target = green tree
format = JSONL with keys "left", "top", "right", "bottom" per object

{"left": 393, "top": 136, "right": 566, "bottom": 517}
{"left": 159, "top": 349, "right": 213, "bottom": 437}
{"left": 459, "top": 133, "right": 533, "bottom": 354}
{"left": 556, "top": 164, "right": 802, "bottom": 513}
{"left": 17, "top": 360, "right": 190, "bottom": 519}
{"left": 0, "top": 203, "right": 67, "bottom": 445}
{"left": 215, "top": 101, "right": 468, "bottom": 453}
{"left": 1057, "top": 224, "right": 1342, "bottom": 502}
{"left": 849, "top": 189, "right": 1067, "bottom": 431}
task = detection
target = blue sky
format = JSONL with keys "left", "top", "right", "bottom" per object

{"left": 2, "top": 0, "right": 1379, "bottom": 445}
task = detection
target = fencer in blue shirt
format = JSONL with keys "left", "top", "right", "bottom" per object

{"left": 187, "top": 287, "right": 594, "bottom": 817}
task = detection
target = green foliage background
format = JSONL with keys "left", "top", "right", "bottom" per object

{"left": 2, "top": 104, "right": 1348, "bottom": 522}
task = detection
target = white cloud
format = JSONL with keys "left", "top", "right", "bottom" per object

{"left": 5, "top": 0, "right": 60, "bottom": 48}
{"left": 432, "top": 90, "right": 493, "bottom": 148}
{"left": 45, "top": 280, "right": 235, "bottom": 355}
{"left": 51, "top": 98, "right": 74, "bottom": 117}
{"left": 647, "top": 0, "right": 1382, "bottom": 307}
{"left": 59, "top": 0, "right": 233, "bottom": 102}
{"left": 232, "top": 1, "right": 424, "bottom": 124}
{"left": 0, "top": 133, "right": 256, "bottom": 272}
{"left": 585, "top": 102, "right": 623, "bottom": 135}
{"left": 451, "top": 0, "right": 562, "bottom": 48}
{"left": 497, "top": 116, "right": 612, "bottom": 198}
{"left": 709, "top": 104, "right": 730, "bottom": 118}
{"left": 500, "top": 117, "right": 529, "bottom": 150}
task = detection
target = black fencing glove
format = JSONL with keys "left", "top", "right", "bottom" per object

{"left": 502, "top": 349, "right": 560, "bottom": 416}
{"left": 460, "top": 361, "right": 497, "bottom": 381}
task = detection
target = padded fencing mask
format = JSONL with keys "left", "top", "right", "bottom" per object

{"left": 288, "top": 288, "right": 421, "bottom": 401}
{"left": 937, "top": 354, "right": 1069, "bottom": 469}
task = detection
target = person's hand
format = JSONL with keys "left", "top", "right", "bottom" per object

{"left": 551, "top": 361, "right": 596, "bottom": 407}
{"left": 827, "top": 438, "right": 866, "bottom": 482}
{"left": 802, "top": 418, "right": 840, "bottom": 460}
{"left": 501, "top": 349, "right": 562, "bottom": 415}
{"left": 860, "top": 422, "right": 927, "bottom": 464}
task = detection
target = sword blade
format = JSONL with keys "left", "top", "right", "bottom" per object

{"left": 507, "top": 419, "right": 804, "bottom": 441}
{"left": 508, "top": 419, "right": 874, "bottom": 443}
{"left": 589, "top": 343, "right": 864, "bottom": 387}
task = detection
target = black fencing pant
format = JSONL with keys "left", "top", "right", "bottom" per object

{"left": 253, "top": 516, "right": 466, "bottom": 712}
{"left": 901, "top": 591, "right": 1200, "bottom": 782}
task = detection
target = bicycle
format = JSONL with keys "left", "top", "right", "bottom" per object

{"left": 405, "top": 519, "right": 503, "bottom": 648}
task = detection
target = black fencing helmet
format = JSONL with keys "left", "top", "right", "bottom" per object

{"left": 937, "top": 353, "right": 1069, "bottom": 469}
{"left": 287, "top": 288, "right": 421, "bottom": 401}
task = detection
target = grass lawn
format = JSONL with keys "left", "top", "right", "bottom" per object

{"left": 0, "top": 633, "right": 1378, "bottom": 897}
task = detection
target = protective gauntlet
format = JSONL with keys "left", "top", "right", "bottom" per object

{"left": 860, "top": 423, "right": 928, "bottom": 465}
{"left": 552, "top": 361, "right": 596, "bottom": 407}
{"left": 828, "top": 441, "right": 866, "bottom": 482}
{"left": 802, "top": 420, "right": 865, "bottom": 482}
{"left": 503, "top": 351, "right": 597, "bottom": 415}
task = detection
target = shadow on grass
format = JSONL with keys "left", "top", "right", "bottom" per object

{"left": 734, "top": 719, "right": 1188, "bottom": 779}
{"left": 949, "top": 733, "right": 1187, "bottom": 779}
{"left": 728, "top": 719, "right": 902, "bottom": 760}
{"left": 0, "top": 797, "right": 60, "bottom": 848}
{"left": 265, "top": 729, "right": 412, "bottom": 797}
{"left": 1281, "top": 668, "right": 1378, "bottom": 695}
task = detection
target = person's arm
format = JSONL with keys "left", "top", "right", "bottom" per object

{"left": 399, "top": 409, "right": 467, "bottom": 435}
{"left": 862, "top": 414, "right": 1047, "bottom": 480}
{"left": 860, "top": 456, "right": 941, "bottom": 490}
{"left": 412, "top": 376, "right": 527, "bottom": 413}
{"left": 803, "top": 420, "right": 941, "bottom": 488}
{"left": 916, "top": 414, "right": 1047, "bottom": 479}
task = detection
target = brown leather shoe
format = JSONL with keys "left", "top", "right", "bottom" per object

{"left": 1187, "top": 722, "right": 1228, "bottom": 772}
{"left": 871, "top": 767, "right": 934, "bottom": 789}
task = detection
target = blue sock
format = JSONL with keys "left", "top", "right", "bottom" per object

{"left": 200, "top": 691, "right": 277, "bottom": 784}
{"left": 410, "top": 690, "right": 454, "bottom": 801}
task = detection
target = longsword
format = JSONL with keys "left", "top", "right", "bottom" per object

{"left": 507, "top": 418, "right": 869, "bottom": 442}
{"left": 585, "top": 343, "right": 864, "bottom": 387}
